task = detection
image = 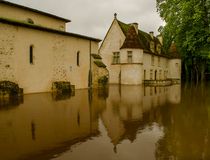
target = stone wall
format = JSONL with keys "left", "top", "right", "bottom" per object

{"left": 0, "top": 23, "right": 99, "bottom": 93}
{"left": 0, "top": 3, "right": 67, "bottom": 31}
{"left": 91, "top": 54, "right": 109, "bottom": 88}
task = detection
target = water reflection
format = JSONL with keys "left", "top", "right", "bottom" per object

{"left": 1, "top": 83, "right": 210, "bottom": 159}
{"left": 101, "top": 85, "right": 180, "bottom": 148}
{"left": 0, "top": 95, "right": 23, "bottom": 110}
{"left": 156, "top": 83, "right": 210, "bottom": 159}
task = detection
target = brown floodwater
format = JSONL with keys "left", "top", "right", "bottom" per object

{"left": 0, "top": 83, "right": 210, "bottom": 160}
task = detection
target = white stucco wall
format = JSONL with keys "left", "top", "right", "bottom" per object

{"left": 0, "top": 23, "right": 98, "bottom": 93}
{"left": 99, "top": 19, "right": 125, "bottom": 84}
{"left": 0, "top": 3, "right": 67, "bottom": 31}
{"left": 143, "top": 53, "right": 169, "bottom": 80}
{"left": 121, "top": 64, "right": 143, "bottom": 84}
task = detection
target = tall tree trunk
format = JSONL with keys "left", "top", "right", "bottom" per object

{"left": 195, "top": 65, "right": 199, "bottom": 84}
{"left": 200, "top": 60, "right": 206, "bottom": 81}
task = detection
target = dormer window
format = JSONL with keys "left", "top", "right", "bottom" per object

{"left": 150, "top": 41, "right": 155, "bottom": 53}
{"left": 156, "top": 44, "right": 161, "bottom": 54}
{"left": 27, "top": 18, "right": 34, "bottom": 24}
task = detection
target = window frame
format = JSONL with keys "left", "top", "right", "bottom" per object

{"left": 127, "top": 51, "right": 133, "bottom": 63}
{"left": 112, "top": 52, "right": 120, "bottom": 64}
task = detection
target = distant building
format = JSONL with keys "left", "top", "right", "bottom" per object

{"left": 99, "top": 14, "right": 181, "bottom": 85}
{"left": 0, "top": 1, "right": 107, "bottom": 94}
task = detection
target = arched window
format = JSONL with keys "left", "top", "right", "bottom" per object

{"left": 77, "top": 51, "right": 80, "bottom": 66}
{"left": 27, "top": 18, "right": 34, "bottom": 24}
{"left": 29, "top": 45, "right": 34, "bottom": 64}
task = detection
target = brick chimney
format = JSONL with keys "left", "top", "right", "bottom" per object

{"left": 149, "top": 31, "right": 154, "bottom": 39}
{"left": 131, "top": 23, "right": 138, "bottom": 34}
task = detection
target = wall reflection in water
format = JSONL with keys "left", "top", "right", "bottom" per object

{"left": 2, "top": 84, "right": 209, "bottom": 159}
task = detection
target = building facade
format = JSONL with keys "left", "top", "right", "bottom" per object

{"left": 99, "top": 14, "right": 181, "bottom": 85}
{"left": 0, "top": 1, "right": 103, "bottom": 94}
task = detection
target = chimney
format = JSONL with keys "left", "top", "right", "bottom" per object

{"left": 131, "top": 23, "right": 138, "bottom": 34}
{"left": 149, "top": 31, "right": 154, "bottom": 39}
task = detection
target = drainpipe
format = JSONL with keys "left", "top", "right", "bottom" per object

{"left": 88, "top": 40, "right": 92, "bottom": 88}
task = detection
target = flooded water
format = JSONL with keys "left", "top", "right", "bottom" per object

{"left": 0, "top": 83, "right": 210, "bottom": 160}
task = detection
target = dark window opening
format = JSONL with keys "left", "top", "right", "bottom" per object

{"left": 29, "top": 45, "right": 33, "bottom": 64}
{"left": 77, "top": 51, "right": 80, "bottom": 66}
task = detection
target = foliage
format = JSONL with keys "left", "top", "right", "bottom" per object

{"left": 156, "top": 0, "right": 210, "bottom": 81}
{"left": 0, "top": 81, "right": 21, "bottom": 96}
{"left": 52, "top": 81, "right": 71, "bottom": 94}
{"left": 98, "top": 76, "right": 108, "bottom": 85}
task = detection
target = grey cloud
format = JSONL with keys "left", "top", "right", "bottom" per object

{"left": 7, "top": 0, "right": 164, "bottom": 39}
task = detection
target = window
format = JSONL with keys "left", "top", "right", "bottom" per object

{"left": 150, "top": 41, "right": 155, "bottom": 53}
{"left": 158, "top": 57, "right": 160, "bottom": 67}
{"left": 113, "top": 52, "right": 120, "bottom": 64}
{"left": 150, "top": 69, "right": 153, "bottom": 80}
{"left": 77, "top": 51, "right": 80, "bottom": 66}
{"left": 127, "top": 51, "right": 132, "bottom": 63}
{"left": 151, "top": 55, "right": 154, "bottom": 66}
{"left": 29, "top": 45, "right": 33, "bottom": 64}
{"left": 27, "top": 18, "right": 34, "bottom": 24}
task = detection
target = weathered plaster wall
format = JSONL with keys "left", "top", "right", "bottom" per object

{"left": 99, "top": 19, "right": 125, "bottom": 84}
{"left": 120, "top": 48, "right": 143, "bottom": 64}
{"left": 92, "top": 62, "right": 108, "bottom": 87}
{"left": 0, "top": 23, "right": 98, "bottom": 93}
{"left": 143, "top": 53, "right": 169, "bottom": 80}
{"left": 0, "top": 3, "right": 67, "bottom": 31}
{"left": 0, "top": 23, "right": 17, "bottom": 82}
{"left": 121, "top": 64, "right": 143, "bottom": 84}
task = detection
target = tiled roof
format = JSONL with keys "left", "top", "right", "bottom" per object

{"left": 91, "top": 54, "right": 102, "bottom": 59}
{"left": 121, "top": 26, "right": 143, "bottom": 49}
{"left": 117, "top": 20, "right": 180, "bottom": 59}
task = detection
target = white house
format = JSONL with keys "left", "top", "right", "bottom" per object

{"left": 0, "top": 1, "right": 107, "bottom": 94}
{"left": 99, "top": 14, "right": 181, "bottom": 85}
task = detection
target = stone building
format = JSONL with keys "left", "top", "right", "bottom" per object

{"left": 0, "top": 0, "right": 106, "bottom": 94}
{"left": 99, "top": 14, "right": 181, "bottom": 85}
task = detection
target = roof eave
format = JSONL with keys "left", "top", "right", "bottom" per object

{"left": 0, "top": 18, "right": 101, "bottom": 42}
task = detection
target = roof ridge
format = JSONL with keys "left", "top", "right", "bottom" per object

{"left": 0, "top": 17, "right": 101, "bottom": 42}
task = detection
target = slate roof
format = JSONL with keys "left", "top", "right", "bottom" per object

{"left": 117, "top": 20, "right": 180, "bottom": 59}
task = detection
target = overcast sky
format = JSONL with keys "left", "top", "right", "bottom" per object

{"left": 7, "top": 0, "right": 164, "bottom": 39}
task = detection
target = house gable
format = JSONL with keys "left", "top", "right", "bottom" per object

{"left": 99, "top": 18, "right": 125, "bottom": 53}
